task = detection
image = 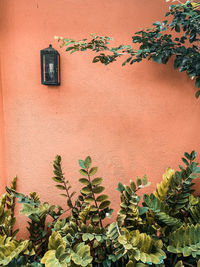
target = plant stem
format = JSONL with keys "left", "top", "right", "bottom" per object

{"left": 182, "top": 262, "right": 195, "bottom": 267}
{"left": 172, "top": 255, "right": 178, "bottom": 266}
{"left": 87, "top": 171, "right": 103, "bottom": 228}
{"left": 63, "top": 179, "right": 74, "bottom": 209}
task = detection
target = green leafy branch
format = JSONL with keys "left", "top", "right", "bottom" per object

{"left": 55, "top": 0, "right": 200, "bottom": 97}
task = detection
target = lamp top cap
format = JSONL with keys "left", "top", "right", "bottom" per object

{"left": 41, "top": 44, "right": 59, "bottom": 54}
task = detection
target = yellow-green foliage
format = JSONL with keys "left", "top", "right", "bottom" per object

{"left": 116, "top": 177, "right": 150, "bottom": 230}
{"left": 0, "top": 195, "right": 11, "bottom": 236}
{"left": 41, "top": 231, "right": 93, "bottom": 267}
{"left": 154, "top": 168, "right": 175, "bottom": 201}
{"left": 41, "top": 232, "right": 67, "bottom": 267}
{"left": 188, "top": 196, "right": 200, "bottom": 224}
{"left": 118, "top": 228, "right": 166, "bottom": 265}
{"left": 3, "top": 152, "right": 200, "bottom": 266}
{"left": 0, "top": 177, "right": 17, "bottom": 237}
{"left": 20, "top": 202, "right": 50, "bottom": 217}
{"left": 168, "top": 224, "right": 200, "bottom": 257}
{"left": 0, "top": 235, "right": 29, "bottom": 266}
{"left": 143, "top": 194, "right": 182, "bottom": 228}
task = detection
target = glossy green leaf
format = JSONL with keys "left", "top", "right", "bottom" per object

{"left": 93, "top": 186, "right": 104, "bottom": 194}
{"left": 79, "top": 178, "right": 90, "bottom": 185}
{"left": 84, "top": 196, "right": 94, "bottom": 203}
{"left": 78, "top": 160, "right": 86, "bottom": 169}
{"left": 52, "top": 177, "right": 63, "bottom": 183}
{"left": 116, "top": 182, "right": 125, "bottom": 193}
{"left": 80, "top": 187, "right": 92, "bottom": 195}
{"left": 89, "top": 167, "right": 98, "bottom": 176}
{"left": 55, "top": 185, "right": 65, "bottom": 190}
{"left": 84, "top": 156, "right": 92, "bottom": 169}
{"left": 91, "top": 177, "right": 102, "bottom": 186}
{"left": 99, "top": 200, "right": 111, "bottom": 210}
{"left": 96, "top": 194, "right": 108, "bottom": 202}
{"left": 79, "top": 169, "right": 88, "bottom": 176}
{"left": 136, "top": 177, "right": 142, "bottom": 187}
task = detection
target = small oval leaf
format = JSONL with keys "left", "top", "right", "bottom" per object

{"left": 79, "top": 160, "right": 86, "bottom": 169}
{"left": 99, "top": 200, "right": 111, "bottom": 210}
{"left": 84, "top": 156, "right": 92, "bottom": 169}
{"left": 84, "top": 196, "right": 94, "bottom": 203}
{"left": 79, "top": 169, "right": 88, "bottom": 176}
{"left": 93, "top": 186, "right": 104, "bottom": 194}
{"left": 89, "top": 167, "right": 98, "bottom": 176}
{"left": 81, "top": 186, "right": 92, "bottom": 195}
{"left": 96, "top": 194, "right": 108, "bottom": 202}
{"left": 92, "top": 177, "right": 102, "bottom": 186}
{"left": 52, "top": 177, "right": 63, "bottom": 183}
{"left": 79, "top": 178, "right": 90, "bottom": 185}
{"left": 56, "top": 185, "right": 65, "bottom": 190}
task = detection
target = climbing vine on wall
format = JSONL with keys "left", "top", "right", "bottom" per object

{"left": 55, "top": 0, "right": 200, "bottom": 97}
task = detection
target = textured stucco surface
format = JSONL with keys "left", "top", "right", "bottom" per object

{"left": 0, "top": 0, "right": 6, "bottom": 193}
{"left": 0, "top": 0, "right": 200, "bottom": 235}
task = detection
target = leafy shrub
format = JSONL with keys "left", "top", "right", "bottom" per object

{"left": 2, "top": 151, "right": 200, "bottom": 266}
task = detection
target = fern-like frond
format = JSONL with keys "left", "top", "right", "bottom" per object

{"left": 0, "top": 235, "right": 29, "bottom": 266}
{"left": 168, "top": 224, "right": 200, "bottom": 257}
{"left": 118, "top": 228, "right": 166, "bottom": 265}
{"left": 154, "top": 168, "right": 175, "bottom": 201}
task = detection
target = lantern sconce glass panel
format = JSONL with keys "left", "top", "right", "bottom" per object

{"left": 40, "top": 44, "right": 60, "bottom": 86}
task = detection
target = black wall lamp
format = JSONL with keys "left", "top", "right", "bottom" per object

{"left": 40, "top": 44, "right": 60, "bottom": 85}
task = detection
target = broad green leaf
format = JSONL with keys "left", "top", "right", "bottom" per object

{"left": 142, "top": 175, "right": 148, "bottom": 185}
{"left": 84, "top": 196, "right": 94, "bottom": 203}
{"left": 184, "top": 152, "right": 191, "bottom": 160}
{"left": 82, "top": 233, "right": 89, "bottom": 241}
{"left": 55, "top": 245, "right": 65, "bottom": 259}
{"left": 139, "top": 206, "right": 148, "bottom": 215}
{"left": 136, "top": 177, "right": 142, "bottom": 187}
{"left": 88, "top": 233, "right": 94, "bottom": 241}
{"left": 81, "top": 187, "right": 92, "bottom": 195}
{"left": 79, "top": 169, "right": 88, "bottom": 176}
{"left": 56, "top": 185, "right": 65, "bottom": 190}
{"left": 130, "top": 180, "right": 136, "bottom": 191}
{"left": 90, "top": 206, "right": 98, "bottom": 212}
{"left": 182, "top": 157, "right": 189, "bottom": 166}
{"left": 96, "top": 194, "right": 108, "bottom": 202}
{"left": 52, "top": 177, "right": 63, "bottom": 183}
{"left": 116, "top": 182, "right": 125, "bottom": 193}
{"left": 84, "top": 156, "right": 92, "bottom": 169}
{"left": 95, "top": 235, "right": 101, "bottom": 242}
{"left": 91, "top": 177, "right": 102, "bottom": 186}
{"left": 99, "top": 200, "right": 111, "bottom": 210}
{"left": 191, "top": 150, "right": 196, "bottom": 160}
{"left": 89, "top": 167, "right": 98, "bottom": 176}
{"left": 78, "top": 160, "right": 86, "bottom": 169}
{"left": 93, "top": 186, "right": 104, "bottom": 194}
{"left": 79, "top": 178, "right": 90, "bottom": 185}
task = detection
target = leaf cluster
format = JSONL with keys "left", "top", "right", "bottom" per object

{"left": 2, "top": 151, "right": 200, "bottom": 266}
{"left": 56, "top": 1, "right": 200, "bottom": 97}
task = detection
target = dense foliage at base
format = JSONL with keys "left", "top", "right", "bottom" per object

{"left": 1, "top": 151, "right": 200, "bottom": 266}
{"left": 55, "top": 0, "right": 200, "bottom": 97}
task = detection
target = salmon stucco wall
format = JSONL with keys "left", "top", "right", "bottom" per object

{"left": 1, "top": 0, "right": 200, "bottom": 235}
{"left": 0, "top": 59, "right": 6, "bottom": 195}
{"left": 0, "top": 0, "right": 6, "bottom": 194}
